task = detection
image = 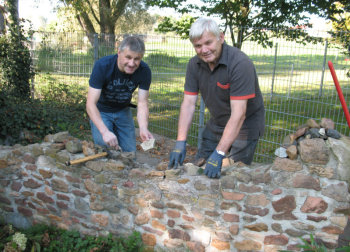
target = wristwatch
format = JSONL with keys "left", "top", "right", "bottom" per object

{"left": 216, "top": 150, "right": 225, "bottom": 156}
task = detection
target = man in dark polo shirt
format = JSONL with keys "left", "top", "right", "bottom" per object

{"left": 168, "top": 18, "right": 265, "bottom": 178}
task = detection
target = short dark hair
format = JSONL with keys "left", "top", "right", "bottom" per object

{"left": 119, "top": 36, "right": 145, "bottom": 54}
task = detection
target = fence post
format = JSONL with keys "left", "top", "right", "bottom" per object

{"left": 197, "top": 96, "right": 205, "bottom": 150}
{"left": 93, "top": 33, "right": 99, "bottom": 62}
{"left": 270, "top": 42, "right": 278, "bottom": 102}
{"left": 319, "top": 40, "right": 328, "bottom": 97}
{"left": 30, "top": 36, "right": 35, "bottom": 100}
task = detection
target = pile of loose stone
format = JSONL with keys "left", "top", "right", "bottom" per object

{"left": 275, "top": 118, "right": 342, "bottom": 160}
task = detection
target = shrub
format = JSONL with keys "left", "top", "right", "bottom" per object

{"left": 0, "top": 23, "right": 34, "bottom": 100}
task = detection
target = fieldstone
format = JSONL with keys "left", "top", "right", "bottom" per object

{"left": 286, "top": 145, "right": 298, "bottom": 160}
{"left": 84, "top": 179, "right": 102, "bottom": 194}
{"left": 234, "top": 240, "right": 262, "bottom": 251}
{"left": 306, "top": 119, "right": 320, "bottom": 128}
{"left": 135, "top": 213, "right": 150, "bottom": 225}
{"left": 285, "top": 229, "right": 307, "bottom": 237}
{"left": 308, "top": 165, "right": 334, "bottom": 178}
{"left": 274, "top": 147, "right": 288, "bottom": 158}
{"left": 272, "top": 157, "right": 302, "bottom": 172}
{"left": 156, "top": 161, "right": 168, "bottom": 171}
{"left": 293, "top": 173, "right": 321, "bottom": 191}
{"left": 327, "top": 128, "right": 341, "bottom": 139}
{"left": 301, "top": 196, "right": 328, "bottom": 213}
{"left": 244, "top": 206, "right": 269, "bottom": 216}
{"left": 31, "top": 144, "right": 44, "bottom": 157}
{"left": 23, "top": 178, "right": 41, "bottom": 189}
{"left": 65, "top": 139, "right": 83, "bottom": 154}
{"left": 186, "top": 241, "right": 205, "bottom": 252}
{"left": 245, "top": 194, "right": 269, "bottom": 207}
{"left": 307, "top": 215, "right": 327, "bottom": 222}
{"left": 290, "top": 126, "right": 308, "bottom": 143}
{"left": 272, "top": 223, "right": 283, "bottom": 233}
{"left": 320, "top": 118, "right": 335, "bottom": 129}
{"left": 322, "top": 182, "right": 349, "bottom": 202}
{"left": 85, "top": 161, "right": 104, "bottom": 172}
{"left": 299, "top": 138, "right": 330, "bottom": 164}
{"left": 239, "top": 184, "right": 262, "bottom": 193}
{"left": 184, "top": 163, "right": 200, "bottom": 176}
{"left": 211, "top": 239, "right": 230, "bottom": 250}
{"left": 36, "top": 155, "right": 56, "bottom": 168}
{"left": 330, "top": 216, "right": 348, "bottom": 228}
{"left": 82, "top": 141, "right": 96, "bottom": 156}
{"left": 328, "top": 137, "right": 350, "bottom": 182}
{"left": 272, "top": 195, "right": 296, "bottom": 212}
{"left": 51, "top": 179, "right": 69, "bottom": 193}
{"left": 36, "top": 192, "right": 54, "bottom": 204}
{"left": 306, "top": 128, "right": 321, "bottom": 138}
{"left": 142, "top": 233, "right": 156, "bottom": 246}
{"left": 168, "top": 229, "right": 190, "bottom": 241}
{"left": 165, "top": 169, "right": 181, "bottom": 179}
{"left": 53, "top": 131, "right": 73, "bottom": 143}
{"left": 104, "top": 160, "right": 125, "bottom": 171}
{"left": 220, "top": 176, "right": 235, "bottom": 190}
{"left": 291, "top": 221, "right": 315, "bottom": 231}
{"left": 91, "top": 214, "right": 108, "bottom": 226}
{"left": 39, "top": 169, "right": 53, "bottom": 179}
{"left": 264, "top": 234, "right": 289, "bottom": 245}
{"left": 244, "top": 223, "right": 268, "bottom": 232}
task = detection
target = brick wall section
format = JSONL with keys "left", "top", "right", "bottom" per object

{"left": 0, "top": 132, "right": 349, "bottom": 251}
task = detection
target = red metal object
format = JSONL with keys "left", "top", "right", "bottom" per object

{"left": 328, "top": 61, "right": 350, "bottom": 129}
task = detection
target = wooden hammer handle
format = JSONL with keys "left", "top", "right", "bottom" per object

{"left": 66, "top": 152, "right": 108, "bottom": 166}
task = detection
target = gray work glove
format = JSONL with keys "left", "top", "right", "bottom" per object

{"left": 204, "top": 150, "right": 225, "bottom": 178}
{"left": 168, "top": 140, "right": 186, "bottom": 169}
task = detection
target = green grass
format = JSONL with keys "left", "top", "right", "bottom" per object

{"left": 30, "top": 34, "right": 350, "bottom": 163}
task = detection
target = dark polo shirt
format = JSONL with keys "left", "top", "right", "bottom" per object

{"left": 184, "top": 43, "right": 265, "bottom": 140}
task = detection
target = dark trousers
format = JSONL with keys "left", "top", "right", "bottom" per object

{"left": 196, "top": 125, "right": 258, "bottom": 165}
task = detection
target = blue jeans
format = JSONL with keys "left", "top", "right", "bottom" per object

{"left": 90, "top": 107, "right": 136, "bottom": 152}
{"left": 196, "top": 125, "right": 258, "bottom": 165}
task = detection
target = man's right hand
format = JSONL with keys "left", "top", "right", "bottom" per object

{"left": 168, "top": 140, "right": 186, "bottom": 169}
{"left": 102, "top": 131, "right": 120, "bottom": 150}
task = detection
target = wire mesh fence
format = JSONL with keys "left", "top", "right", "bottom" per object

{"left": 29, "top": 29, "right": 350, "bottom": 163}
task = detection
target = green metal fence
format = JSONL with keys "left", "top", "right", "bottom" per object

{"left": 29, "top": 30, "right": 350, "bottom": 163}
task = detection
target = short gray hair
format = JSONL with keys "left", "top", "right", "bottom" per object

{"left": 189, "top": 18, "right": 221, "bottom": 42}
{"left": 119, "top": 35, "right": 145, "bottom": 54}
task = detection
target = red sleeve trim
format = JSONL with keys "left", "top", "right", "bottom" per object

{"left": 230, "top": 93, "right": 256, "bottom": 100}
{"left": 184, "top": 91, "right": 199, "bottom": 95}
{"left": 217, "top": 82, "right": 230, "bottom": 89}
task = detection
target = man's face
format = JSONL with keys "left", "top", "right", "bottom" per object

{"left": 192, "top": 31, "right": 224, "bottom": 68}
{"left": 117, "top": 47, "right": 143, "bottom": 74}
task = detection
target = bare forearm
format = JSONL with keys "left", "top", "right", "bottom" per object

{"left": 216, "top": 115, "right": 245, "bottom": 152}
{"left": 177, "top": 101, "right": 196, "bottom": 141}
{"left": 137, "top": 104, "right": 149, "bottom": 131}
{"left": 86, "top": 103, "right": 109, "bottom": 135}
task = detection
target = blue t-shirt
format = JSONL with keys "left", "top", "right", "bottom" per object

{"left": 89, "top": 54, "right": 152, "bottom": 112}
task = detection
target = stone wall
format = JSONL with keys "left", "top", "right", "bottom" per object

{"left": 0, "top": 129, "right": 350, "bottom": 252}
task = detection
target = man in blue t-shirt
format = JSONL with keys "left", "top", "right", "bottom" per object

{"left": 86, "top": 36, "right": 154, "bottom": 153}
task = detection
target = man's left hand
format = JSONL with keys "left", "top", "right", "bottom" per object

{"left": 204, "top": 150, "right": 225, "bottom": 178}
{"left": 139, "top": 128, "right": 154, "bottom": 142}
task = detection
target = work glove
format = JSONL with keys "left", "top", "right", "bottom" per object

{"left": 168, "top": 140, "right": 186, "bottom": 169}
{"left": 204, "top": 150, "right": 225, "bottom": 178}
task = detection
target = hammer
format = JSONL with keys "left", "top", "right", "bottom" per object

{"left": 65, "top": 148, "right": 120, "bottom": 166}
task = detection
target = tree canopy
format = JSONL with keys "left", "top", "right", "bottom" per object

{"left": 148, "top": 0, "right": 349, "bottom": 49}
{"left": 57, "top": 0, "right": 151, "bottom": 47}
